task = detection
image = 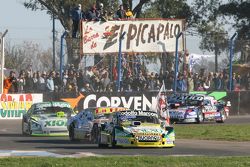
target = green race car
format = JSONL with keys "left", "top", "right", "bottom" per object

{"left": 22, "top": 101, "right": 74, "bottom": 136}
{"left": 96, "top": 110, "right": 175, "bottom": 148}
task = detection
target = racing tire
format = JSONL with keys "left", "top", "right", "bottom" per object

{"left": 91, "top": 124, "right": 99, "bottom": 144}
{"left": 196, "top": 111, "right": 204, "bottom": 124}
{"left": 98, "top": 128, "right": 108, "bottom": 148}
{"left": 69, "top": 124, "right": 77, "bottom": 141}
{"left": 27, "top": 122, "right": 32, "bottom": 136}
{"left": 22, "top": 121, "right": 26, "bottom": 135}
{"left": 21, "top": 120, "right": 27, "bottom": 135}
{"left": 216, "top": 111, "right": 225, "bottom": 123}
{"left": 111, "top": 129, "right": 118, "bottom": 148}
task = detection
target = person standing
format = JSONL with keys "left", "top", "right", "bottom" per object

{"left": 37, "top": 72, "right": 47, "bottom": 93}
{"left": 115, "top": 4, "right": 126, "bottom": 20}
{"left": 17, "top": 72, "right": 26, "bottom": 93}
{"left": 24, "top": 71, "right": 34, "bottom": 93}
{"left": 71, "top": 4, "right": 83, "bottom": 38}
{"left": 86, "top": 3, "right": 100, "bottom": 21}
{"left": 3, "top": 71, "right": 17, "bottom": 94}
{"left": 46, "top": 72, "right": 55, "bottom": 92}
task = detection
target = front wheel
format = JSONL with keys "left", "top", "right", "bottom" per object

{"left": 22, "top": 120, "right": 26, "bottom": 135}
{"left": 91, "top": 124, "right": 99, "bottom": 144}
{"left": 196, "top": 111, "right": 204, "bottom": 124}
{"left": 216, "top": 111, "right": 225, "bottom": 123}
{"left": 69, "top": 125, "right": 77, "bottom": 141}
{"left": 111, "top": 130, "right": 117, "bottom": 148}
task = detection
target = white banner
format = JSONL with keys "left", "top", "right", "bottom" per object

{"left": 81, "top": 19, "right": 184, "bottom": 54}
{"left": 0, "top": 94, "right": 43, "bottom": 119}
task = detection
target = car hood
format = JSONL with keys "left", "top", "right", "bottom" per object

{"left": 170, "top": 106, "right": 198, "bottom": 112}
{"left": 123, "top": 124, "right": 164, "bottom": 135}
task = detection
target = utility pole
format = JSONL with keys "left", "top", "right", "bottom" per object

{"left": 0, "top": 29, "right": 8, "bottom": 93}
{"left": 53, "top": 14, "right": 56, "bottom": 70}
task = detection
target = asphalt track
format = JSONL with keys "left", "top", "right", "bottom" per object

{"left": 0, "top": 115, "right": 250, "bottom": 157}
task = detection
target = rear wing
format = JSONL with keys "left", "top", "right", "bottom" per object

{"left": 95, "top": 107, "right": 129, "bottom": 115}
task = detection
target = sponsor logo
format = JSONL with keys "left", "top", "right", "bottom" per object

{"left": 83, "top": 94, "right": 156, "bottom": 110}
{"left": 45, "top": 120, "right": 67, "bottom": 127}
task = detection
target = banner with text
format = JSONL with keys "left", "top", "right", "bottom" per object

{"left": 81, "top": 19, "right": 185, "bottom": 54}
{"left": 0, "top": 94, "right": 43, "bottom": 119}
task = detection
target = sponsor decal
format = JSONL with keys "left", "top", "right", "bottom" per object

{"left": 136, "top": 135, "right": 160, "bottom": 141}
{"left": 45, "top": 120, "right": 67, "bottom": 127}
{"left": 120, "top": 110, "right": 158, "bottom": 117}
{"left": 0, "top": 94, "right": 43, "bottom": 119}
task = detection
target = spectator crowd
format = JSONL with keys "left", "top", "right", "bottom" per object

{"left": 3, "top": 62, "right": 250, "bottom": 95}
{"left": 71, "top": 2, "right": 134, "bottom": 38}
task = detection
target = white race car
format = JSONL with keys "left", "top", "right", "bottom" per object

{"left": 22, "top": 102, "right": 74, "bottom": 136}
{"left": 67, "top": 107, "right": 128, "bottom": 142}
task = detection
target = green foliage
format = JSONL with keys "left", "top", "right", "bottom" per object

{"left": 219, "top": 1, "right": 250, "bottom": 39}
{"left": 142, "top": 0, "right": 192, "bottom": 21}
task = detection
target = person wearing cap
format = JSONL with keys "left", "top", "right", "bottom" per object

{"left": 71, "top": 4, "right": 83, "bottom": 38}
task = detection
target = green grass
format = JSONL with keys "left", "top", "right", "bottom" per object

{"left": 0, "top": 156, "right": 250, "bottom": 167}
{"left": 174, "top": 124, "right": 250, "bottom": 141}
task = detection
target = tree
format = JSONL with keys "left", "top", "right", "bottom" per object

{"left": 219, "top": 1, "right": 250, "bottom": 64}
{"left": 190, "top": 0, "right": 230, "bottom": 72}
{"left": 219, "top": 1, "right": 250, "bottom": 39}
{"left": 23, "top": 0, "right": 151, "bottom": 68}
{"left": 5, "top": 41, "right": 56, "bottom": 72}
{"left": 198, "top": 22, "right": 229, "bottom": 72}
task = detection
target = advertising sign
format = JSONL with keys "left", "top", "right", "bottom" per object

{"left": 81, "top": 19, "right": 185, "bottom": 54}
{"left": 0, "top": 94, "right": 43, "bottom": 119}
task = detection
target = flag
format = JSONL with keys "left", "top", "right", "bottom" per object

{"left": 154, "top": 81, "right": 170, "bottom": 125}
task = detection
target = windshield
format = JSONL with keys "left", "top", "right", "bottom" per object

{"left": 33, "top": 106, "right": 73, "bottom": 116}
{"left": 183, "top": 100, "right": 201, "bottom": 106}
{"left": 118, "top": 110, "right": 159, "bottom": 124}
{"left": 95, "top": 113, "right": 111, "bottom": 119}
{"left": 119, "top": 115, "right": 159, "bottom": 124}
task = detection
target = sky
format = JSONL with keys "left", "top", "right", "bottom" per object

{"left": 0, "top": 0, "right": 209, "bottom": 54}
